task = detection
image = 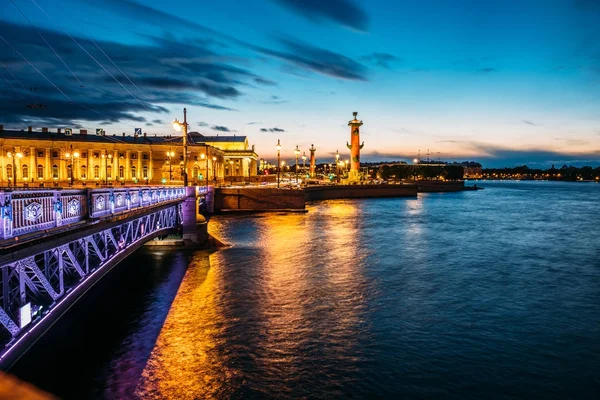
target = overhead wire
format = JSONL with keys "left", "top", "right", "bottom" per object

{"left": 0, "top": 36, "right": 139, "bottom": 128}
{"left": 28, "top": 0, "right": 172, "bottom": 129}
{"left": 7, "top": 0, "right": 85, "bottom": 88}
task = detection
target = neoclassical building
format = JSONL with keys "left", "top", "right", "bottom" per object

{"left": 0, "top": 126, "right": 258, "bottom": 187}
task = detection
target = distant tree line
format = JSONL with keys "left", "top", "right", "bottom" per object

{"left": 373, "top": 164, "right": 464, "bottom": 181}
{"left": 482, "top": 165, "right": 600, "bottom": 181}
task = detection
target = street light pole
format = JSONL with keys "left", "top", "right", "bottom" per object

{"left": 335, "top": 150, "right": 340, "bottom": 184}
{"left": 172, "top": 108, "right": 189, "bottom": 186}
{"left": 212, "top": 156, "right": 217, "bottom": 185}
{"left": 8, "top": 148, "right": 22, "bottom": 188}
{"left": 166, "top": 150, "right": 175, "bottom": 183}
{"left": 294, "top": 145, "right": 300, "bottom": 186}
{"left": 276, "top": 139, "right": 281, "bottom": 189}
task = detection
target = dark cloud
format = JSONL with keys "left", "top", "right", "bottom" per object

{"left": 197, "top": 121, "right": 209, "bottom": 127}
{"left": 211, "top": 125, "right": 232, "bottom": 132}
{"left": 254, "top": 77, "right": 278, "bottom": 86}
{"left": 0, "top": 19, "right": 260, "bottom": 125}
{"left": 522, "top": 120, "right": 537, "bottom": 126}
{"left": 252, "top": 37, "right": 368, "bottom": 81}
{"left": 361, "top": 53, "right": 401, "bottom": 69}
{"left": 271, "top": 0, "right": 369, "bottom": 31}
{"left": 260, "top": 127, "right": 285, "bottom": 132}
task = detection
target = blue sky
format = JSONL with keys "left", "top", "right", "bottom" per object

{"left": 1, "top": 0, "right": 599, "bottom": 167}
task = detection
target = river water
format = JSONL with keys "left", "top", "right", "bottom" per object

{"left": 10, "top": 181, "right": 600, "bottom": 399}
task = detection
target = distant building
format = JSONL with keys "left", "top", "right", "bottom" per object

{"left": 0, "top": 125, "right": 258, "bottom": 187}
{"left": 458, "top": 162, "right": 483, "bottom": 178}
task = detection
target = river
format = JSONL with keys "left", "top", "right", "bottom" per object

{"left": 10, "top": 181, "right": 600, "bottom": 399}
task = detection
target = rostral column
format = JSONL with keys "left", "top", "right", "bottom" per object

{"left": 347, "top": 111, "right": 364, "bottom": 181}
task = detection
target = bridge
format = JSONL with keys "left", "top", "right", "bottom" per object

{"left": 0, "top": 185, "right": 210, "bottom": 368}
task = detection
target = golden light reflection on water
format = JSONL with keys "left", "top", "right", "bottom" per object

{"left": 135, "top": 251, "right": 230, "bottom": 399}
{"left": 136, "top": 202, "right": 371, "bottom": 399}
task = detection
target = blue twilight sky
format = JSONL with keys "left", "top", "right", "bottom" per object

{"left": 1, "top": 0, "right": 599, "bottom": 167}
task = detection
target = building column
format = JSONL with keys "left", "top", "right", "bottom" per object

{"left": 148, "top": 150, "right": 153, "bottom": 183}
{"left": 137, "top": 150, "right": 142, "bottom": 182}
{"left": 125, "top": 150, "right": 131, "bottom": 182}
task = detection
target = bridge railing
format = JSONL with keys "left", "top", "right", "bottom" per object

{"left": 1, "top": 186, "right": 186, "bottom": 240}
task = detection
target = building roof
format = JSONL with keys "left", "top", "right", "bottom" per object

{"left": 0, "top": 129, "right": 246, "bottom": 146}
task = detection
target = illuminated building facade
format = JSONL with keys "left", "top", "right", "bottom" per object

{"left": 0, "top": 126, "right": 258, "bottom": 187}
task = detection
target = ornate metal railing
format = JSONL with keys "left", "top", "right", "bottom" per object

{"left": 0, "top": 204, "right": 180, "bottom": 351}
{"left": 0, "top": 187, "right": 186, "bottom": 240}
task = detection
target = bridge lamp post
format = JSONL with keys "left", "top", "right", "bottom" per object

{"left": 102, "top": 151, "right": 113, "bottom": 185}
{"left": 64, "top": 146, "right": 79, "bottom": 186}
{"left": 294, "top": 145, "right": 300, "bottom": 186}
{"left": 166, "top": 150, "right": 175, "bottom": 183}
{"left": 172, "top": 108, "right": 189, "bottom": 186}
{"left": 276, "top": 139, "right": 281, "bottom": 189}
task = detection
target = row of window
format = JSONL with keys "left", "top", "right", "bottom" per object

{"left": 4, "top": 165, "right": 149, "bottom": 179}
{"left": 29, "top": 151, "right": 155, "bottom": 159}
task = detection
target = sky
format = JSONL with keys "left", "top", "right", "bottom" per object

{"left": 1, "top": 0, "right": 599, "bottom": 167}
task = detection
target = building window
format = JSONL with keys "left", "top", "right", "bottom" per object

{"left": 52, "top": 151, "right": 58, "bottom": 158}
{"left": 6, "top": 165, "right": 12, "bottom": 180}
{"left": 94, "top": 165, "right": 100, "bottom": 179}
{"left": 193, "top": 166, "right": 199, "bottom": 179}
{"left": 81, "top": 152, "right": 87, "bottom": 158}
{"left": 131, "top": 166, "right": 137, "bottom": 179}
{"left": 142, "top": 166, "right": 148, "bottom": 179}
{"left": 37, "top": 151, "right": 44, "bottom": 157}
{"left": 37, "top": 164, "right": 43, "bottom": 179}
{"left": 107, "top": 165, "right": 112, "bottom": 178}
{"left": 22, "top": 164, "right": 28, "bottom": 179}
{"left": 93, "top": 152, "right": 99, "bottom": 158}
{"left": 119, "top": 153, "right": 124, "bottom": 159}
{"left": 52, "top": 165, "right": 58, "bottom": 179}
{"left": 131, "top": 153, "right": 137, "bottom": 159}
{"left": 81, "top": 165, "right": 87, "bottom": 179}
{"left": 119, "top": 166, "right": 124, "bottom": 178}
{"left": 142, "top": 153, "right": 149, "bottom": 160}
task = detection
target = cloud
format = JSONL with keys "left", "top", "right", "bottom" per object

{"left": 522, "top": 120, "right": 537, "bottom": 126}
{"left": 361, "top": 53, "right": 401, "bottom": 69}
{"left": 252, "top": 37, "right": 368, "bottom": 81}
{"left": 260, "top": 127, "right": 285, "bottom": 132}
{"left": 211, "top": 125, "right": 233, "bottom": 132}
{"left": 271, "top": 0, "right": 369, "bottom": 31}
{"left": 477, "top": 67, "right": 497, "bottom": 73}
{"left": 254, "top": 77, "right": 278, "bottom": 86}
{"left": 0, "top": 19, "right": 256, "bottom": 126}
{"left": 197, "top": 121, "right": 209, "bottom": 127}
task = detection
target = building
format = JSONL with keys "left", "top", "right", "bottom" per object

{"left": 458, "top": 162, "right": 483, "bottom": 178}
{"left": 0, "top": 125, "right": 258, "bottom": 187}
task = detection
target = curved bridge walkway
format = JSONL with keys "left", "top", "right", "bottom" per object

{"left": 0, "top": 186, "right": 186, "bottom": 368}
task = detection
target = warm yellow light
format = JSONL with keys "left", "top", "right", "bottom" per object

{"left": 16, "top": 152, "right": 23, "bottom": 159}
{"left": 200, "top": 153, "right": 205, "bottom": 159}
{"left": 172, "top": 119, "right": 182, "bottom": 132}
{"left": 281, "top": 161, "right": 285, "bottom": 166}
{"left": 212, "top": 156, "right": 217, "bottom": 161}
{"left": 413, "top": 158, "right": 419, "bottom": 164}
{"left": 345, "top": 160, "right": 349, "bottom": 164}
{"left": 7, "top": 152, "right": 12, "bottom": 158}
{"left": 294, "top": 145, "right": 300, "bottom": 156}
{"left": 73, "top": 152, "right": 79, "bottom": 158}
{"left": 65, "top": 152, "right": 71, "bottom": 158}
{"left": 276, "top": 139, "right": 281, "bottom": 151}
{"left": 108, "top": 154, "right": 112, "bottom": 159}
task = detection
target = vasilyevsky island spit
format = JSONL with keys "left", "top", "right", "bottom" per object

{"left": 0, "top": 112, "right": 473, "bottom": 370}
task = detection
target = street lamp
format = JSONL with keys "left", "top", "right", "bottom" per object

{"left": 7, "top": 149, "right": 23, "bottom": 188}
{"left": 293, "top": 145, "right": 300, "bottom": 186}
{"left": 302, "top": 152, "right": 307, "bottom": 177}
{"left": 172, "top": 108, "right": 189, "bottom": 186}
{"left": 335, "top": 150, "right": 340, "bottom": 184}
{"left": 276, "top": 139, "right": 281, "bottom": 189}
{"left": 212, "top": 156, "right": 217, "bottom": 184}
{"left": 166, "top": 150, "right": 176, "bottom": 183}
{"left": 102, "top": 151, "right": 113, "bottom": 185}
{"left": 64, "top": 145, "right": 79, "bottom": 186}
